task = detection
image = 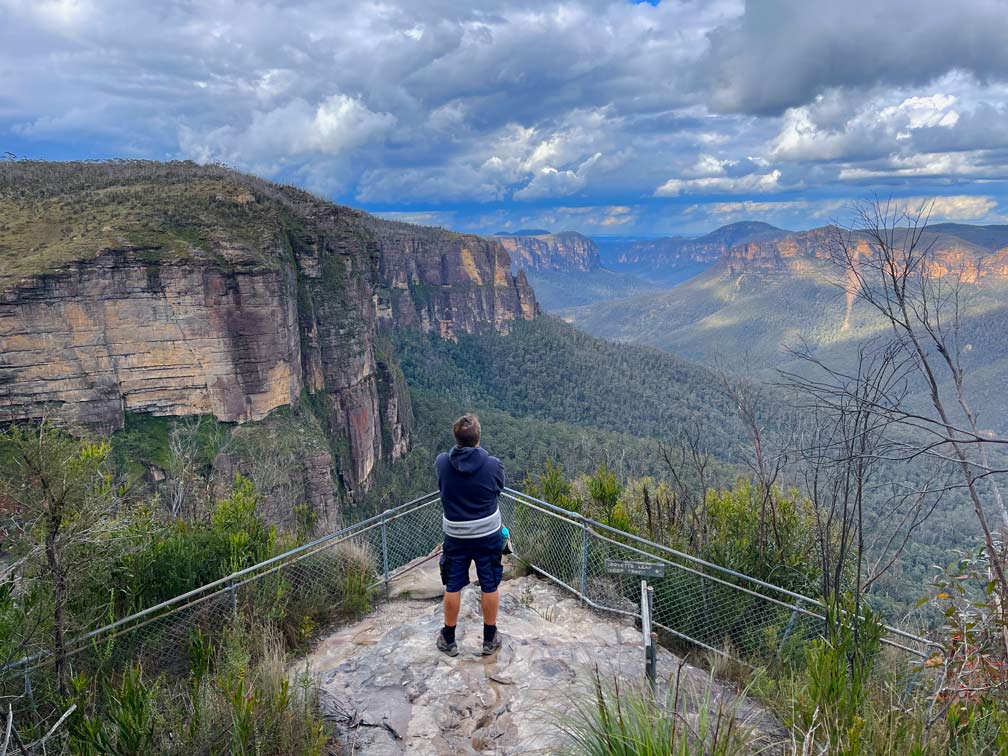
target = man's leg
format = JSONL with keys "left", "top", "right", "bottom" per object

{"left": 475, "top": 538, "right": 504, "bottom": 654}
{"left": 444, "top": 590, "right": 461, "bottom": 627}
{"left": 480, "top": 590, "right": 498, "bottom": 625}
{"left": 437, "top": 542, "right": 467, "bottom": 656}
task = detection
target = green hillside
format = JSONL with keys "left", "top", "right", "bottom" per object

{"left": 360, "top": 316, "right": 752, "bottom": 510}
{"left": 563, "top": 261, "right": 1008, "bottom": 431}
{"left": 394, "top": 316, "right": 744, "bottom": 448}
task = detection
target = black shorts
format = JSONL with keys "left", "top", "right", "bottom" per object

{"left": 440, "top": 531, "right": 504, "bottom": 593}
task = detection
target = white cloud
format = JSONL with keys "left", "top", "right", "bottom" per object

{"left": 837, "top": 151, "right": 991, "bottom": 180}
{"left": 697, "top": 200, "right": 812, "bottom": 218}
{"left": 894, "top": 195, "right": 998, "bottom": 221}
{"left": 655, "top": 169, "right": 782, "bottom": 197}
{"left": 771, "top": 91, "right": 963, "bottom": 163}
{"left": 514, "top": 152, "right": 601, "bottom": 200}
{"left": 179, "top": 94, "right": 396, "bottom": 164}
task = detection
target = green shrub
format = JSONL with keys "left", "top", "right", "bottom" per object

{"left": 269, "top": 542, "right": 376, "bottom": 648}
{"left": 69, "top": 621, "right": 329, "bottom": 756}
{"left": 128, "top": 474, "right": 276, "bottom": 608}
{"left": 70, "top": 667, "right": 158, "bottom": 756}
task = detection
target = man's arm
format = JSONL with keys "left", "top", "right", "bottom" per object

{"left": 494, "top": 458, "right": 505, "bottom": 493}
{"left": 435, "top": 452, "right": 445, "bottom": 490}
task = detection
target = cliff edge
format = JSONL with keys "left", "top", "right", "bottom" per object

{"left": 304, "top": 556, "right": 783, "bottom": 755}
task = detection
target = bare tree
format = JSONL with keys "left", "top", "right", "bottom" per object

{"left": 716, "top": 371, "right": 794, "bottom": 566}
{"left": 163, "top": 416, "right": 223, "bottom": 520}
{"left": 826, "top": 200, "right": 1008, "bottom": 603}
{"left": 659, "top": 422, "right": 714, "bottom": 551}
{"left": 784, "top": 339, "right": 947, "bottom": 626}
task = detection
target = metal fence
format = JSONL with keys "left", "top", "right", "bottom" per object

{"left": 2, "top": 486, "right": 938, "bottom": 738}
{"left": 1, "top": 490, "right": 445, "bottom": 736}
{"left": 497, "top": 488, "right": 939, "bottom": 667}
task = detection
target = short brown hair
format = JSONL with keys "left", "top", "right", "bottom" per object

{"left": 452, "top": 414, "right": 481, "bottom": 447}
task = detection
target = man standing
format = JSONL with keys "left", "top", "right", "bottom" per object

{"left": 435, "top": 414, "right": 505, "bottom": 657}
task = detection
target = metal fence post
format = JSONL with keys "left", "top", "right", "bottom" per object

{"left": 579, "top": 517, "right": 589, "bottom": 601}
{"left": 24, "top": 668, "right": 36, "bottom": 720}
{"left": 381, "top": 510, "right": 390, "bottom": 588}
{"left": 776, "top": 597, "right": 803, "bottom": 661}
{"left": 642, "top": 581, "right": 656, "bottom": 694}
{"left": 227, "top": 579, "right": 237, "bottom": 613}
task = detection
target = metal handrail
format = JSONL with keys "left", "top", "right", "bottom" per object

{"left": 2, "top": 492, "right": 442, "bottom": 674}
{"left": 501, "top": 487, "right": 939, "bottom": 655}
{"left": 5, "top": 485, "right": 939, "bottom": 679}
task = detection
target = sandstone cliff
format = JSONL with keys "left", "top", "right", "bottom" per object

{"left": 721, "top": 225, "right": 1008, "bottom": 283}
{"left": 494, "top": 231, "right": 600, "bottom": 272}
{"left": 615, "top": 222, "right": 788, "bottom": 269}
{"left": 0, "top": 161, "right": 538, "bottom": 493}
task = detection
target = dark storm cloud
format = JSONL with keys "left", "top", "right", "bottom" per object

{"left": 698, "top": 0, "right": 1008, "bottom": 115}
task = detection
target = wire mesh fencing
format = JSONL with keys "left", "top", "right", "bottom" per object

{"left": 2, "top": 485, "right": 939, "bottom": 740}
{"left": 0, "top": 491, "right": 444, "bottom": 738}
{"left": 499, "top": 488, "right": 939, "bottom": 669}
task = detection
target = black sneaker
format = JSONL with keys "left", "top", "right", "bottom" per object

{"left": 437, "top": 630, "right": 458, "bottom": 657}
{"left": 481, "top": 629, "right": 502, "bottom": 656}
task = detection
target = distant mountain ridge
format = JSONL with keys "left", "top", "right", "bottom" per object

{"left": 564, "top": 219, "right": 1008, "bottom": 434}
{"left": 492, "top": 230, "right": 600, "bottom": 272}
{"left": 494, "top": 228, "right": 551, "bottom": 236}
{"left": 720, "top": 224, "right": 1008, "bottom": 282}
{"left": 610, "top": 222, "right": 790, "bottom": 269}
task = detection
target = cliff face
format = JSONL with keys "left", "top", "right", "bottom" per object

{"left": 616, "top": 222, "right": 788, "bottom": 268}
{"left": 0, "top": 248, "right": 303, "bottom": 432}
{"left": 494, "top": 231, "right": 600, "bottom": 272}
{"left": 721, "top": 226, "right": 1008, "bottom": 283}
{"left": 374, "top": 224, "right": 539, "bottom": 337}
{"left": 0, "top": 161, "right": 538, "bottom": 493}
{"left": 616, "top": 236, "right": 724, "bottom": 266}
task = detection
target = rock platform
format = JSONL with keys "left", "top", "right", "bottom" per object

{"left": 302, "top": 553, "right": 782, "bottom": 755}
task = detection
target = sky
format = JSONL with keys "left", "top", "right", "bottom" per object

{"left": 3, "top": 0, "right": 1008, "bottom": 236}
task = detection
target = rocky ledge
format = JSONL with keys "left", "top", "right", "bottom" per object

{"left": 302, "top": 556, "right": 783, "bottom": 755}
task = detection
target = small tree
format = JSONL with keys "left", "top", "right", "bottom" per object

{"left": 0, "top": 421, "right": 118, "bottom": 695}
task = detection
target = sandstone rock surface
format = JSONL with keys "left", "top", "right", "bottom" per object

{"left": 305, "top": 562, "right": 783, "bottom": 755}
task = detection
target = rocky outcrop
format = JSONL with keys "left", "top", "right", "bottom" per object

{"left": 721, "top": 225, "right": 1008, "bottom": 283}
{"left": 0, "top": 249, "right": 303, "bottom": 432}
{"left": 494, "top": 231, "right": 600, "bottom": 272}
{"left": 0, "top": 161, "right": 539, "bottom": 492}
{"left": 307, "top": 560, "right": 783, "bottom": 755}
{"left": 374, "top": 224, "right": 539, "bottom": 338}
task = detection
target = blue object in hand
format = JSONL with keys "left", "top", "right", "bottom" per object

{"left": 501, "top": 526, "right": 513, "bottom": 555}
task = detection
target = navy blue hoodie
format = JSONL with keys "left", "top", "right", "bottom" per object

{"left": 436, "top": 446, "right": 505, "bottom": 540}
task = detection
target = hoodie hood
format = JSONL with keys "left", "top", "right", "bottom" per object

{"left": 449, "top": 445, "right": 488, "bottom": 475}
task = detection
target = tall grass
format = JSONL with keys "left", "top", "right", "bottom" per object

{"left": 558, "top": 663, "right": 774, "bottom": 756}
{"left": 69, "top": 622, "right": 329, "bottom": 755}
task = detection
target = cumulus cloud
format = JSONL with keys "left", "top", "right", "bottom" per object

{"left": 514, "top": 152, "right": 601, "bottom": 200}
{"left": 2, "top": 0, "right": 1008, "bottom": 232}
{"left": 655, "top": 169, "right": 782, "bottom": 196}
{"left": 179, "top": 94, "right": 396, "bottom": 164}
{"left": 892, "top": 195, "right": 998, "bottom": 221}
{"left": 770, "top": 90, "right": 964, "bottom": 163}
